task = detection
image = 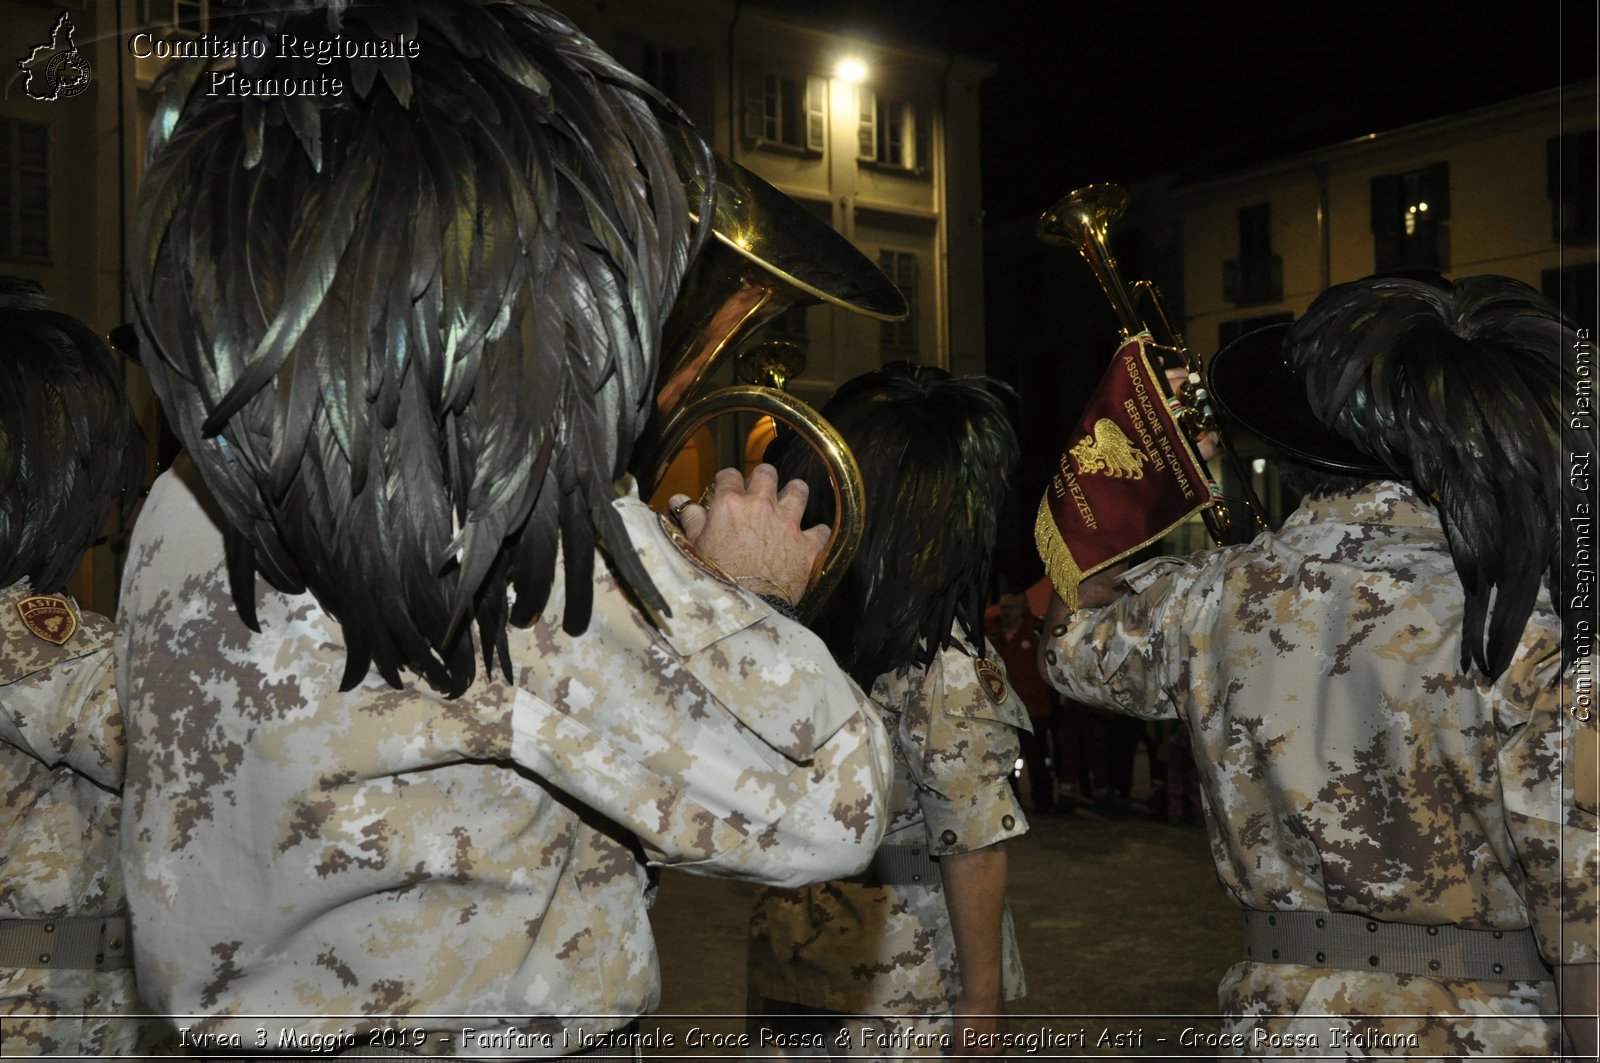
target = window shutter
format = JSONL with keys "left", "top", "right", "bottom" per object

{"left": 913, "top": 103, "right": 932, "bottom": 175}
{"left": 805, "top": 75, "right": 827, "bottom": 153}
{"left": 1421, "top": 161, "right": 1450, "bottom": 220}
{"left": 681, "top": 48, "right": 713, "bottom": 132}
{"left": 1369, "top": 174, "right": 1402, "bottom": 237}
{"left": 742, "top": 67, "right": 766, "bottom": 142}
{"left": 614, "top": 31, "right": 646, "bottom": 77}
{"left": 857, "top": 86, "right": 878, "bottom": 161}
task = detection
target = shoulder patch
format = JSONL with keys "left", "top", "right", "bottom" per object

{"left": 973, "top": 656, "right": 1008, "bottom": 706}
{"left": 16, "top": 594, "right": 78, "bottom": 646}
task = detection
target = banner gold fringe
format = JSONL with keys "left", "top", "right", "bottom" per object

{"left": 1034, "top": 494, "right": 1084, "bottom": 610}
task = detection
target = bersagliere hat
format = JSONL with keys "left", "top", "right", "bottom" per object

{"left": 1206, "top": 322, "right": 1390, "bottom": 477}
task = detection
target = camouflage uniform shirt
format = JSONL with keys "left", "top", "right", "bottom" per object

{"left": 117, "top": 463, "right": 892, "bottom": 1056}
{"left": 748, "top": 635, "right": 1030, "bottom": 1029}
{"left": 1041, "top": 482, "right": 1598, "bottom": 1056}
{"left": 0, "top": 582, "right": 164, "bottom": 1056}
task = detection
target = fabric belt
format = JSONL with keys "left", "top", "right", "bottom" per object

{"left": 0, "top": 915, "right": 132, "bottom": 971}
{"left": 1243, "top": 910, "right": 1552, "bottom": 982}
{"left": 862, "top": 842, "right": 942, "bottom": 887}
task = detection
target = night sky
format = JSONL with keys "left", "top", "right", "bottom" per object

{"left": 764, "top": 0, "right": 1596, "bottom": 221}
{"left": 754, "top": 0, "right": 1595, "bottom": 585}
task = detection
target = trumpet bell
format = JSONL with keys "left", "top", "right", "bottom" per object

{"left": 655, "top": 155, "right": 907, "bottom": 413}
{"left": 1037, "top": 181, "right": 1267, "bottom": 544}
{"left": 634, "top": 154, "right": 905, "bottom": 620}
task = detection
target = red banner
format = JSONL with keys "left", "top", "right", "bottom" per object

{"left": 1034, "top": 333, "right": 1211, "bottom": 606}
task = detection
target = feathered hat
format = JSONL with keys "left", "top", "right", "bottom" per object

{"left": 131, "top": 0, "right": 715, "bottom": 695}
{"left": 769, "top": 362, "right": 1018, "bottom": 687}
{"left": 0, "top": 277, "right": 144, "bottom": 593}
{"left": 1209, "top": 273, "right": 1577, "bottom": 679}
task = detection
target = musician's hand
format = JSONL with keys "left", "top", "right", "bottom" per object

{"left": 1037, "top": 566, "right": 1129, "bottom": 681}
{"left": 669, "top": 465, "right": 827, "bottom": 606}
{"left": 1077, "top": 563, "right": 1129, "bottom": 608}
{"left": 1164, "top": 367, "right": 1221, "bottom": 462}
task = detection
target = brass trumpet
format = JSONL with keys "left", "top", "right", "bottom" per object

{"left": 1038, "top": 183, "right": 1265, "bottom": 543}
{"left": 634, "top": 155, "right": 907, "bottom": 619}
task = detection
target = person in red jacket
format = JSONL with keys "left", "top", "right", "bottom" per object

{"left": 986, "top": 592, "right": 1060, "bottom": 814}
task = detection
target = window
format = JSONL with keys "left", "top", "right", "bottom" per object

{"left": 143, "top": 0, "right": 208, "bottom": 34}
{"left": 1371, "top": 162, "right": 1450, "bottom": 272}
{"left": 878, "top": 250, "right": 918, "bottom": 354}
{"left": 616, "top": 36, "right": 710, "bottom": 132}
{"left": 762, "top": 304, "right": 809, "bottom": 347}
{"left": 857, "top": 89, "right": 930, "bottom": 175}
{"left": 1223, "top": 202, "right": 1282, "bottom": 305}
{"left": 743, "top": 70, "right": 826, "bottom": 154}
{"left": 0, "top": 119, "right": 50, "bottom": 262}
{"left": 640, "top": 44, "right": 679, "bottom": 102}
{"left": 1548, "top": 130, "right": 1598, "bottom": 245}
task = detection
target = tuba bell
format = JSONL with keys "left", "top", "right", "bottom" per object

{"left": 1039, "top": 183, "right": 1265, "bottom": 543}
{"left": 632, "top": 154, "right": 908, "bottom": 620}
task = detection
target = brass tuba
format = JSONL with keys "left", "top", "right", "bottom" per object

{"left": 1038, "top": 183, "right": 1265, "bottom": 543}
{"left": 633, "top": 154, "right": 908, "bottom": 619}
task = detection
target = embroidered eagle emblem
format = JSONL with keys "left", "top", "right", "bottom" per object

{"left": 17, "top": 595, "right": 78, "bottom": 646}
{"left": 1069, "top": 419, "right": 1146, "bottom": 480}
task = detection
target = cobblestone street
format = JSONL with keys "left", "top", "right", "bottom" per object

{"left": 644, "top": 790, "right": 1242, "bottom": 1059}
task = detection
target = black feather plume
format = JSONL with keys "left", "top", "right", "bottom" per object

{"left": 0, "top": 278, "right": 144, "bottom": 594}
{"left": 768, "top": 363, "right": 1019, "bottom": 687}
{"left": 1290, "top": 274, "right": 1577, "bottom": 679}
{"left": 130, "top": 0, "right": 714, "bottom": 693}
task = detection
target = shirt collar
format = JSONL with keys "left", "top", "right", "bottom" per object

{"left": 1280, "top": 480, "right": 1441, "bottom": 535}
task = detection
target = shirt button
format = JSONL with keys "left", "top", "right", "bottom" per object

{"left": 1051, "top": 624, "right": 1068, "bottom": 637}
{"left": 1045, "top": 650, "right": 1057, "bottom": 666}
{"left": 941, "top": 830, "right": 957, "bottom": 846}
{"left": 1002, "top": 815, "right": 1015, "bottom": 830}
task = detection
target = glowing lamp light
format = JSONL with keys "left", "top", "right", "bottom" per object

{"left": 836, "top": 58, "right": 867, "bottom": 83}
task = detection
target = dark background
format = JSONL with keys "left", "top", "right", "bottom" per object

{"left": 760, "top": 0, "right": 1597, "bottom": 590}
{"left": 765, "top": 0, "right": 1595, "bottom": 221}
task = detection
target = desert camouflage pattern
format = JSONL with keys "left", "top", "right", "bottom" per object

{"left": 116, "top": 462, "right": 891, "bottom": 1056}
{"left": 1042, "top": 482, "right": 1598, "bottom": 1056}
{"left": 0, "top": 583, "right": 167, "bottom": 1056}
{"left": 748, "top": 636, "right": 1030, "bottom": 1053}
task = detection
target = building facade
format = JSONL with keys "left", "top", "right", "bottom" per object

{"left": 0, "top": 0, "right": 992, "bottom": 611}
{"left": 1172, "top": 82, "right": 1597, "bottom": 358}
{"left": 565, "top": 0, "right": 992, "bottom": 493}
{"left": 984, "top": 81, "right": 1598, "bottom": 584}
{"left": 1164, "top": 81, "right": 1597, "bottom": 532}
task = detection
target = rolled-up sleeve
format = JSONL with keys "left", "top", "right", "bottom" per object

{"left": 505, "top": 492, "right": 893, "bottom": 888}
{"left": 1040, "top": 558, "right": 1194, "bottom": 722}
{"left": 898, "top": 640, "right": 1030, "bottom": 857}
{"left": 0, "top": 596, "right": 123, "bottom": 791}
